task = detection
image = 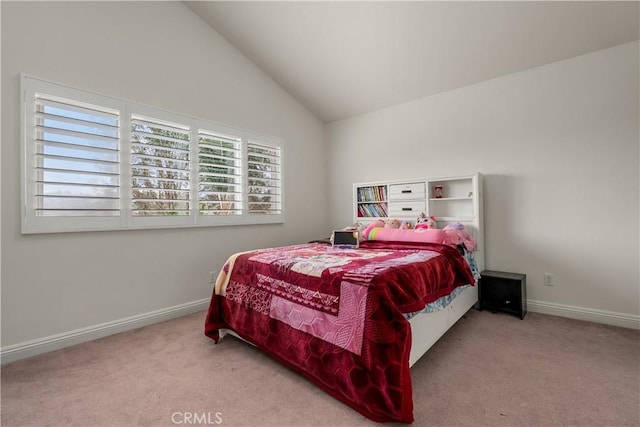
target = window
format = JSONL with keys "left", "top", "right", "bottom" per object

{"left": 22, "top": 75, "right": 284, "bottom": 233}
{"left": 34, "top": 94, "right": 121, "bottom": 217}
{"left": 198, "top": 129, "right": 243, "bottom": 217}
{"left": 247, "top": 138, "right": 282, "bottom": 215}
{"left": 130, "top": 114, "right": 191, "bottom": 217}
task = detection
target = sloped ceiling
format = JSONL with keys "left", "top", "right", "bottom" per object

{"left": 186, "top": 1, "right": 639, "bottom": 123}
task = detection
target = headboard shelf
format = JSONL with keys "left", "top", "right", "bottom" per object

{"left": 353, "top": 173, "right": 484, "bottom": 270}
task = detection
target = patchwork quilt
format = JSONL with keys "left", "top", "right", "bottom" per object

{"left": 205, "top": 241, "right": 474, "bottom": 423}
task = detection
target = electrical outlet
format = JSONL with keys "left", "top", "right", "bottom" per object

{"left": 209, "top": 271, "right": 217, "bottom": 283}
{"left": 544, "top": 273, "right": 553, "bottom": 286}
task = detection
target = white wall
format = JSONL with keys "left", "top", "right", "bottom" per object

{"left": 1, "top": 2, "right": 327, "bottom": 349}
{"left": 326, "top": 42, "right": 639, "bottom": 322}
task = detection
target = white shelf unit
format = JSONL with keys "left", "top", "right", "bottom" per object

{"left": 353, "top": 173, "right": 483, "bottom": 270}
{"left": 427, "top": 177, "right": 476, "bottom": 222}
{"left": 355, "top": 184, "right": 388, "bottom": 220}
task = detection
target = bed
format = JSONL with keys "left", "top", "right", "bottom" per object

{"left": 204, "top": 231, "right": 481, "bottom": 423}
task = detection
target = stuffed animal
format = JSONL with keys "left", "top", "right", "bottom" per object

{"left": 415, "top": 212, "right": 428, "bottom": 229}
{"left": 443, "top": 222, "right": 476, "bottom": 251}
{"left": 414, "top": 212, "right": 437, "bottom": 230}
{"left": 399, "top": 220, "right": 412, "bottom": 230}
{"left": 384, "top": 218, "right": 400, "bottom": 229}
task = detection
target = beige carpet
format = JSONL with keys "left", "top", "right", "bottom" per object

{"left": 2, "top": 309, "right": 638, "bottom": 426}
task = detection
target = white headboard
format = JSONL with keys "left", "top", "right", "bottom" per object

{"left": 353, "top": 173, "right": 484, "bottom": 271}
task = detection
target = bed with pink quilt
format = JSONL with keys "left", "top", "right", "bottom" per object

{"left": 204, "top": 240, "right": 475, "bottom": 423}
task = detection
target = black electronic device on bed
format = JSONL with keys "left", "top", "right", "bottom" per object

{"left": 332, "top": 230, "right": 359, "bottom": 248}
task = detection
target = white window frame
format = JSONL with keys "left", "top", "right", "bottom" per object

{"left": 21, "top": 75, "right": 285, "bottom": 234}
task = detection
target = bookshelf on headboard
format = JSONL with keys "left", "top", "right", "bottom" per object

{"left": 353, "top": 173, "right": 484, "bottom": 271}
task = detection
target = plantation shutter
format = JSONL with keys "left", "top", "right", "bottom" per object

{"left": 198, "top": 130, "right": 243, "bottom": 216}
{"left": 33, "top": 94, "right": 121, "bottom": 217}
{"left": 23, "top": 76, "right": 284, "bottom": 233}
{"left": 247, "top": 140, "right": 282, "bottom": 215}
{"left": 130, "top": 115, "right": 191, "bottom": 217}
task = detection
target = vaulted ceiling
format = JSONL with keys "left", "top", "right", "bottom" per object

{"left": 186, "top": 1, "right": 639, "bottom": 123}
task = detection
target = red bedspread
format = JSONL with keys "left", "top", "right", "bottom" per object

{"left": 204, "top": 241, "right": 474, "bottom": 423}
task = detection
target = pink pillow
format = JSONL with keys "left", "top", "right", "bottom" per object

{"left": 361, "top": 220, "right": 384, "bottom": 241}
{"left": 363, "top": 227, "right": 452, "bottom": 245}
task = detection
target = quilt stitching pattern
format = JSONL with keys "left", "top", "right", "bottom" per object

{"left": 269, "top": 279, "right": 369, "bottom": 355}
{"left": 256, "top": 273, "right": 340, "bottom": 314}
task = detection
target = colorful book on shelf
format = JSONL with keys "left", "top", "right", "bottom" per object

{"left": 358, "top": 185, "right": 388, "bottom": 203}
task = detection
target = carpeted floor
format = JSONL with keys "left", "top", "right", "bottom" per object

{"left": 1, "top": 309, "right": 638, "bottom": 426}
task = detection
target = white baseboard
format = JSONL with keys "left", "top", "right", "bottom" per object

{"left": 3, "top": 297, "right": 636, "bottom": 365}
{"left": 1, "top": 298, "right": 210, "bottom": 365}
{"left": 527, "top": 299, "right": 640, "bottom": 330}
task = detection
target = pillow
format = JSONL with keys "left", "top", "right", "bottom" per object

{"left": 363, "top": 227, "right": 452, "bottom": 245}
{"left": 361, "top": 220, "right": 384, "bottom": 241}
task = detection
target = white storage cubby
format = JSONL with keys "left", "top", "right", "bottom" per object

{"left": 355, "top": 184, "right": 388, "bottom": 219}
{"left": 427, "top": 177, "right": 476, "bottom": 222}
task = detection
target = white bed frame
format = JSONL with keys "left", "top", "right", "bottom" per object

{"left": 407, "top": 284, "right": 478, "bottom": 366}
{"left": 403, "top": 173, "right": 484, "bottom": 366}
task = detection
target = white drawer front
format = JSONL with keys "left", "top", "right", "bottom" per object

{"left": 388, "top": 200, "right": 426, "bottom": 217}
{"left": 389, "top": 182, "right": 426, "bottom": 200}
